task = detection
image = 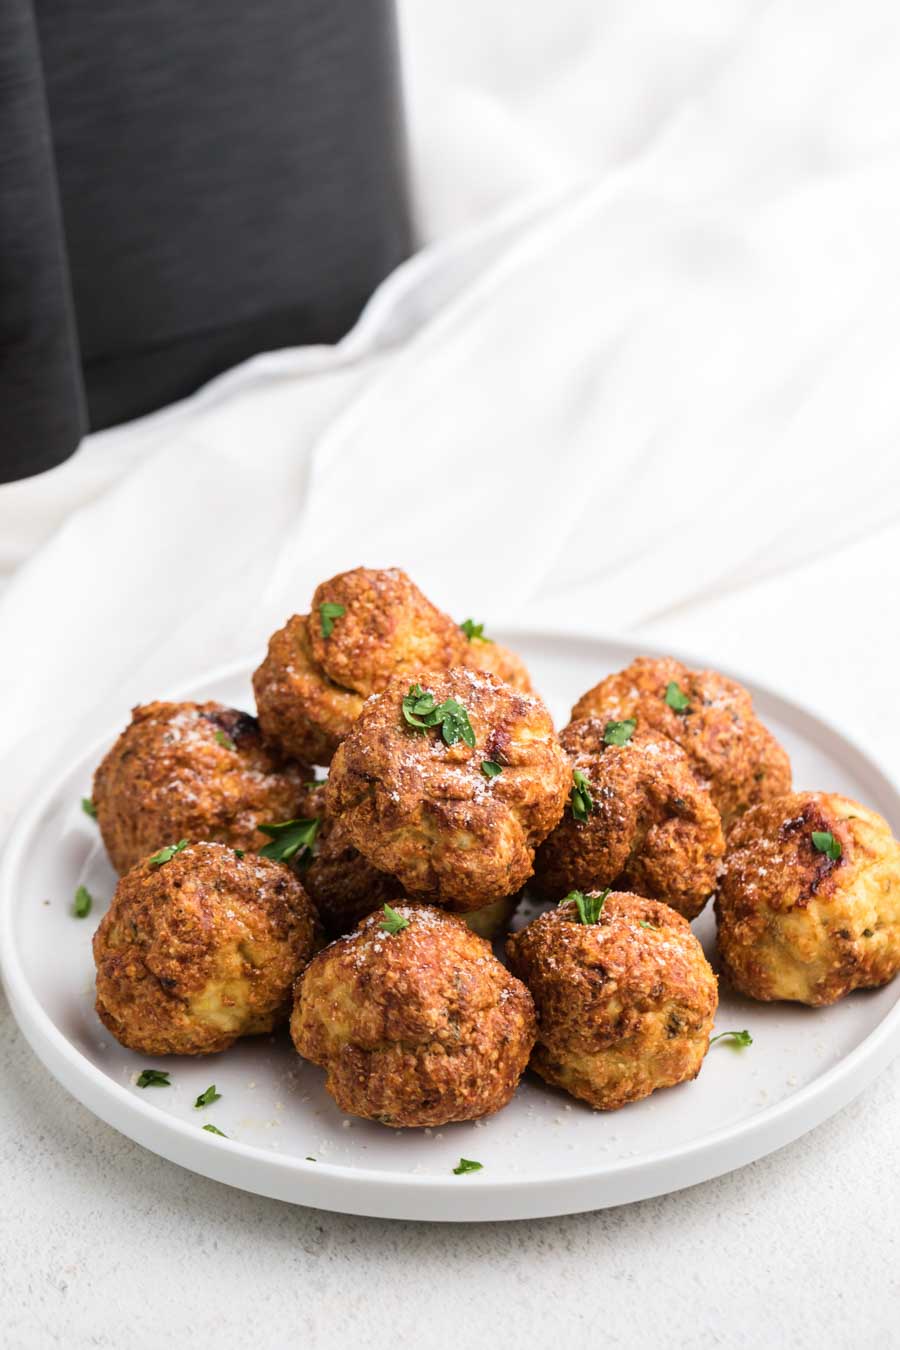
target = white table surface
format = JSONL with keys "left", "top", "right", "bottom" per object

{"left": 2, "top": 996, "right": 897, "bottom": 1347}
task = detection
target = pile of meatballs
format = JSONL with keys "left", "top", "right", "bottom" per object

{"left": 89, "top": 566, "right": 900, "bottom": 1129}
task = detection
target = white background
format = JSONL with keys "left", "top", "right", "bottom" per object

{"left": 3, "top": 2, "right": 900, "bottom": 1345}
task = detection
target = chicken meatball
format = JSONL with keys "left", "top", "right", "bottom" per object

{"left": 533, "top": 719, "right": 724, "bottom": 919}
{"left": 325, "top": 667, "right": 570, "bottom": 911}
{"left": 253, "top": 567, "right": 466, "bottom": 764}
{"left": 93, "top": 701, "right": 308, "bottom": 874}
{"left": 291, "top": 902, "right": 536, "bottom": 1126}
{"left": 298, "top": 782, "right": 519, "bottom": 938}
{"left": 94, "top": 842, "right": 319, "bottom": 1055}
{"left": 572, "top": 656, "right": 791, "bottom": 825}
{"left": 296, "top": 781, "right": 404, "bottom": 936}
{"left": 459, "top": 632, "right": 534, "bottom": 693}
{"left": 506, "top": 891, "right": 718, "bottom": 1110}
{"left": 716, "top": 791, "right": 900, "bottom": 1006}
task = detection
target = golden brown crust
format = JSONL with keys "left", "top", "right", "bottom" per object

{"left": 308, "top": 568, "right": 465, "bottom": 697}
{"left": 93, "top": 842, "right": 319, "bottom": 1055}
{"left": 296, "top": 783, "right": 520, "bottom": 939}
{"left": 252, "top": 568, "right": 467, "bottom": 764}
{"left": 460, "top": 637, "right": 534, "bottom": 693}
{"left": 572, "top": 656, "right": 791, "bottom": 826}
{"left": 253, "top": 616, "right": 364, "bottom": 765}
{"left": 92, "top": 701, "right": 308, "bottom": 875}
{"left": 715, "top": 791, "right": 900, "bottom": 1005}
{"left": 533, "top": 720, "right": 724, "bottom": 919}
{"left": 294, "top": 782, "right": 405, "bottom": 937}
{"left": 291, "top": 902, "right": 536, "bottom": 1126}
{"left": 506, "top": 892, "right": 718, "bottom": 1110}
{"left": 325, "top": 666, "right": 570, "bottom": 911}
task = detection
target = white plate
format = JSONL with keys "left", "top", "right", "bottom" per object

{"left": 3, "top": 632, "right": 900, "bottom": 1222}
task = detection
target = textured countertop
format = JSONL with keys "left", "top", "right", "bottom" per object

{"left": 3, "top": 991, "right": 897, "bottom": 1347}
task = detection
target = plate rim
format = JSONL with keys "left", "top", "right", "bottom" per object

{"left": 3, "top": 628, "right": 900, "bottom": 1221}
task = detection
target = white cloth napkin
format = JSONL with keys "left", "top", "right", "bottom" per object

{"left": 3, "top": 0, "right": 900, "bottom": 838}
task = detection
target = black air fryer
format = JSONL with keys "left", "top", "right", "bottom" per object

{"left": 0, "top": 0, "right": 411, "bottom": 482}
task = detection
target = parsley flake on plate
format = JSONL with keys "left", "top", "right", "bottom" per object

{"left": 710, "top": 1029, "right": 753, "bottom": 1048}
{"left": 603, "top": 718, "right": 636, "bottom": 747}
{"left": 380, "top": 904, "right": 409, "bottom": 936}
{"left": 81, "top": 797, "right": 97, "bottom": 819}
{"left": 258, "top": 817, "right": 320, "bottom": 865}
{"left": 72, "top": 885, "right": 93, "bottom": 918}
{"left": 136, "top": 1069, "right": 171, "bottom": 1088}
{"left": 665, "top": 681, "right": 691, "bottom": 714}
{"left": 401, "top": 683, "right": 476, "bottom": 749}
{"left": 453, "top": 1158, "right": 483, "bottom": 1175}
{"left": 570, "top": 769, "right": 593, "bottom": 822}
{"left": 202, "top": 1124, "right": 228, "bottom": 1137}
{"left": 459, "top": 618, "right": 492, "bottom": 643}
{"left": 811, "top": 830, "right": 842, "bottom": 861}
{"left": 319, "top": 602, "right": 346, "bottom": 638}
{"left": 481, "top": 760, "right": 502, "bottom": 779}
{"left": 148, "top": 839, "right": 189, "bottom": 868}
{"left": 194, "top": 1085, "right": 222, "bottom": 1109}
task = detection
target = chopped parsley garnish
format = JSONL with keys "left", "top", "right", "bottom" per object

{"left": 380, "top": 904, "right": 410, "bottom": 936}
{"left": 402, "top": 684, "right": 439, "bottom": 728}
{"left": 233, "top": 848, "right": 245, "bottom": 859}
{"left": 481, "top": 760, "right": 502, "bottom": 779}
{"left": 202, "top": 1124, "right": 227, "bottom": 1137}
{"left": 214, "top": 730, "right": 236, "bottom": 751}
{"left": 401, "top": 684, "right": 476, "bottom": 748}
{"left": 638, "top": 919, "right": 658, "bottom": 930}
{"left": 665, "top": 681, "right": 691, "bottom": 714}
{"left": 603, "top": 718, "right": 636, "bottom": 747}
{"left": 319, "top": 602, "right": 346, "bottom": 638}
{"left": 710, "top": 1029, "right": 753, "bottom": 1048}
{"left": 136, "top": 1069, "right": 171, "bottom": 1088}
{"left": 570, "top": 769, "right": 593, "bottom": 822}
{"left": 194, "top": 1085, "right": 222, "bottom": 1109}
{"left": 148, "top": 839, "right": 189, "bottom": 868}
{"left": 305, "top": 1156, "right": 317, "bottom": 1162}
{"left": 811, "top": 830, "right": 842, "bottom": 861}
{"left": 453, "top": 1158, "right": 483, "bottom": 1175}
{"left": 81, "top": 797, "right": 97, "bottom": 819}
{"left": 561, "top": 888, "right": 609, "bottom": 925}
{"left": 258, "top": 817, "right": 320, "bottom": 865}
{"left": 72, "top": 885, "right": 93, "bottom": 918}
{"left": 460, "top": 618, "right": 492, "bottom": 643}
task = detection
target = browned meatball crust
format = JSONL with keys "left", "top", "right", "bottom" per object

{"left": 296, "top": 782, "right": 520, "bottom": 938}
{"left": 94, "top": 842, "right": 319, "bottom": 1055}
{"left": 506, "top": 892, "right": 718, "bottom": 1110}
{"left": 460, "top": 636, "right": 534, "bottom": 693}
{"left": 291, "top": 903, "right": 536, "bottom": 1126}
{"left": 295, "top": 782, "right": 405, "bottom": 936}
{"left": 572, "top": 656, "right": 791, "bottom": 825}
{"left": 252, "top": 568, "right": 466, "bottom": 764}
{"left": 533, "top": 719, "right": 724, "bottom": 919}
{"left": 93, "top": 701, "right": 309, "bottom": 874}
{"left": 716, "top": 792, "right": 900, "bottom": 1006}
{"left": 325, "top": 667, "right": 570, "bottom": 911}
